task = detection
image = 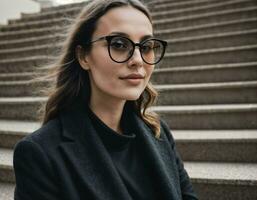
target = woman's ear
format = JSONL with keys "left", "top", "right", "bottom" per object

{"left": 76, "top": 45, "right": 90, "bottom": 70}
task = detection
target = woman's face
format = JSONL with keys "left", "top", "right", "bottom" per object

{"left": 81, "top": 6, "right": 154, "bottom": 103}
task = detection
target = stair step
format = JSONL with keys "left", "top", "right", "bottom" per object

{"left": 0, "top": 97, "right": 47, "bottom": 121}
{"left": 0, "top": 56, "right": 52, "bottom": 73}
{"left": 1, "top": 29, "right": 256, "bottom": 55}
{"left": 3, "top": 64, "right": 256, "bottom": 85}
{"left": 1, "top": 79, "right": 256, "bottom": 104}
{"left": 173, "top": 129, "right": 257, "bottom": 162}
{"left": 154, "top": 6, "right": 257, "bottom": 30}
{"left": 1, "top": 147, "right": 256, "bottom": 200}
{"left": 0, "top": 45, "right": 57, "bottom": 60}
{"left": 1, "top": 6, "right": 256, "bottom": 33}
{"left": 0, "top": 148, "right": 13, "bottom": 183}
{"left": 167, "top": 29, "right": 257, "bottom": 52}
{"left": 0, "top": 34, "right": 63, "bottom": 50}
{"left": 152, "top": 104, "right": 257, "bottom": 129}
{"left": 1, "top": 122, "right": 256, "bottom": 162}
{"left": 0, "top": 182, "right": 14, "bottom": 200}
{"left": 156, "top": 81, "right": 257, "bottom": 105}
{"left": 0, "top": 119, "right": 40, "bottom": 148}
{"left": 1, "top": 17, "right": 256, "bottom": 42}
{"left": 0, "top": 80, "right": 48, "bottom": 97}
{"left": 0, "top": 72, "right": 38, "bottom": 81}
{"left": 152, "top": 0, "right": 257, "bottom": 20}
{"left": 186, "top": 162, "right": 257, "bottom": 200}
{"left": 155, "top": 17, "right": 257, "bottom": 39}
{"left": 8, "top": 6, "right": 79, "bottom": 25}
{"left": 1, "top": 121, "right": 256, "bottom": 163}
{"left": 23, "top": 0, "right": 222, "bottom": 19}
{"left": 1, "top": 44, "right": 256, "bottom": 72}
{"left": 161, "top": 44, "right": 257, "bottom": 67}
{"left": 152, "top": 0, "right": 227, "bottom": 12}
{"left": 8, "top": 0, "right": 255, "bottom": 24}
{"left": 0, "top": 18, "right": 71, "bottom": 32}
{"left": 152, "top": 62, "right": 257, "bottom": 84}
{"left": 0, "top": 26, "right": 60, "bottom": 41}
{"left": 0, "top": 97, "right": 256, "bottom": 128}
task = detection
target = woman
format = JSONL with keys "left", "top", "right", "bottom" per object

{"left": 13, "top": 0, "right": 198, "bottom": 199}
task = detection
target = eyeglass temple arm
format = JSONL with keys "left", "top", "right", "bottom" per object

{"left": 90, "top": 36, "right": 106, "bottom": 44}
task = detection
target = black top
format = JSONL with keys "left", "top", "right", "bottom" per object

{"left": 88, "top": 107, "right": 161, "bottom": 199}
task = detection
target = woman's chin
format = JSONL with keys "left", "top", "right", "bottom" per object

{"left": 122, "top": 93, "right": 142, "bottom": 101}
{"left": 111, "top": 89, "right": 145, "bottom": 101}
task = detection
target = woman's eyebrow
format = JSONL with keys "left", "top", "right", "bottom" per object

{"left": 109, "top": 32, "right": 154, "bottom": 41}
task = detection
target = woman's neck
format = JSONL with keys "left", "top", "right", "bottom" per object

{"left": 89, "top": 97, "right": 126, "bottom": 134}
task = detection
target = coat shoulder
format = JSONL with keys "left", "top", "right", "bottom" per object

{"left": 17, "top": 118, "right": 62, "bottom": 150}
{"left": 160, "top": 119, "right": 175, "bottom": 145}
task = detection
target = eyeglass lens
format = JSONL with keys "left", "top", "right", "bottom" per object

{"left": 109, "top": 36, "right": 165, "bottom": 64}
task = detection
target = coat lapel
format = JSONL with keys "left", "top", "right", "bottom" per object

{"left": 57, "top": 96, "right": 181, "bottom": 200}
{"left": 131, "top": 113, "right": 182, "bottom": 199}
{"left": 57, "top": 100, "right": 132, "bottom": 200}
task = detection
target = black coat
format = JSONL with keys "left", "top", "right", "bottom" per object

{"left": 13, "top": 100, "right": 198, "bottom": 200}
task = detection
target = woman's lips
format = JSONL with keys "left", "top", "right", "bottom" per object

{"left": 119, "top": 73, "right": 145, "bottom": 85}
{"left": 120, "top": 73, "right": 145, "bottom": 79}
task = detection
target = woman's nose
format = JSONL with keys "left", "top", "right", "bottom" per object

{"left": 128, "top": 48, "right": 144, "bottom": 67}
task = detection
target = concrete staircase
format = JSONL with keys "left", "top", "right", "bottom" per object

{"left": 0, "top": 0, "right": 257, "bottom": 199}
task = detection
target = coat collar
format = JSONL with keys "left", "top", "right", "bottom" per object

{"left": 58, "top": 97, "right": 181, "bottom": 199}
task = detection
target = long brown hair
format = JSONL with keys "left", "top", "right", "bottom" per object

{"left": 39, "top": 0, "right": 161, "bottom": 139}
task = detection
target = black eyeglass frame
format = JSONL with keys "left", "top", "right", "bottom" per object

{"left": 87, "top": 35, "right": 167, "bottom": 65}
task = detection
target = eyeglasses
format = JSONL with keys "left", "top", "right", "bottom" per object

{"left": 87, "top": 35, "right": 167, "bottom": 65}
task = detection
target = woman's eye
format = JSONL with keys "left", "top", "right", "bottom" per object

{"left": 142, "top": 41, "right": 160, "bottom": 53}
{"left": 142, "top": 44, "right": 153, "bottom": 53}
{"left": 111, "top": 40, "right": 128, "bottom": 50}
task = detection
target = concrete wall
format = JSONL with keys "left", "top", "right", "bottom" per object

{"left": 0, "top": 0, "right": 40, "bottom": 25}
